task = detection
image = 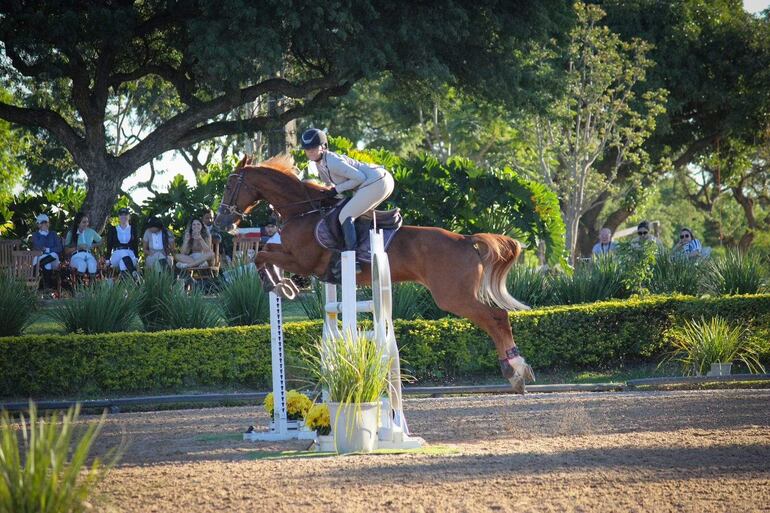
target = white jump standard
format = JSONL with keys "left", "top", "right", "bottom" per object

{"left": 323, "top": 228, "right": 424, "bottom": 450}
{"left": 243, "top": 289, "right": 315, "bottom": 442}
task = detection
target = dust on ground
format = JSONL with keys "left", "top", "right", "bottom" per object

{"left": 91, "top": 389, "right": 770, "bottom": 513}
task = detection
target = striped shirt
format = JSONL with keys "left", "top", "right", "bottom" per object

{"left": 682, "top": 238, "right": 702, "bottom": 254}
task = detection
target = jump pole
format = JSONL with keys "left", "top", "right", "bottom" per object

{"left": 244, "top": 288, "right": 315, "bottom": 442}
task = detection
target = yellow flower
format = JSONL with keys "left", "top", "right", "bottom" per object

{"left": 263, "top": 392, "right": 274, "bottom": 415}
{"left": 286, "top": 390, "right": 313, "bottom": 418}
{"left": 304, "top": 403, "right": 331, "bottom": 435}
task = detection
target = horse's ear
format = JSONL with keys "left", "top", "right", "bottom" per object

{"left": 236, "top": 155, "right": 247, "bottom": 169}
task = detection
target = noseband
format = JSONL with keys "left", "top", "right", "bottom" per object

{"left": 217, "top": 168, "right": 257, "bottom": 221}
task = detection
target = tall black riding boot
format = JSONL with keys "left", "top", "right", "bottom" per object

{"left": 122, "top": 256, "right": 140, "bottom": 282}
{"left": 341, "top": 217, "right": 361, "bottom": 273}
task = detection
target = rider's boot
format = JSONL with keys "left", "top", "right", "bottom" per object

{"left": 500, "top": 346, "right": 536, "bottom": 394}
{"left": 342, "top": 217, "right": 361, "bottom": 273}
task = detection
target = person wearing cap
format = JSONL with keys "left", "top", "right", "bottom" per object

{"left": 259, "top": 218, "right": 280, "bottom": 248}
{"left": 300, "top": 128, "right": 395, "bottom": 272}
{"left": 31, "top": 213, "right": 63, "bottom": 290}
{"left": 64, "top": 212, "right": 102, "bottom": 282}
{"left": 106, "top": 207, "right": 140, "bottom": 280}
{"left": 142, "top": 216, "right": 176, "bottom": 270}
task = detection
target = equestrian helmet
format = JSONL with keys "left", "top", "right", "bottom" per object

{"left": 300, "top": 128, "right": 328, "bottom": 149}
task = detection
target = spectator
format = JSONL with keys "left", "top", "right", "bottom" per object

{"left": 30, "top": 213, "right": 63, "bottom": 290}
{"left": 106, "top": 207, "right": 140, "bottom": 280}
{"left": 64, "top": 213, "right": 102, "bottom": 282}
{"left": 632, "top": 221, "right": 660, "bottom": 247}
{"left": 260, "top": 218, "right": 280, "bottom": 248}
{"left": 175, "top": 218, "right": 215, "bottom": 269}
{"left": 142, "top": 216, "right": 175, "bottom": 270}
{"left": 592, "top": 227, "right": 618, "bottom": 257}
{"left": 673, "top": 227, "right": 702, "bottom": 258}
{"left": 201, "top": 208, "right": 222, "bottom": 243}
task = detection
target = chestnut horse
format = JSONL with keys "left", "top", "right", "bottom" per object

{"left": 215, "top": 155, "right": 535, "bottom": 392}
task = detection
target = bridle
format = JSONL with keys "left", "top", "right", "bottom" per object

{"left": 217, "top": 164, "right": 334, "bottom": 225}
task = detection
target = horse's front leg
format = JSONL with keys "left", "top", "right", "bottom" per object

{"left": 255, "top": 248, "right": 308, "bottom": 276}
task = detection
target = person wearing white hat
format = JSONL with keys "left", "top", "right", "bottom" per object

{"left": 30, "top": 213, "right": 63, "bottom": 290}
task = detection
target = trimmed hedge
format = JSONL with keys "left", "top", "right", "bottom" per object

{"left": 2, "top": 295, "right": 769, "bottom": 398}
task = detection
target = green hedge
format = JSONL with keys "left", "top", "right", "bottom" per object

{"left": 2, "top": 295, "right": 769, "bottom": 398}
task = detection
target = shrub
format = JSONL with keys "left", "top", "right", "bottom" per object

{"left": 661, "top": 317, "right": 767, "bottom": 375}
{"left": 50, "top": 281, "right": 140, "bottom": 334}
{"left": 0, "top": 403, "right": 118, "bottom": 513}
{"left": 549, "top": 257, "right": 626, "bottom": 305}
{"left": 0, "top": 272, "right": 37, "bottom": 337}
{"left": 704, "top": 249, "right": 767, "bottom": 295}
{"left": 506, "top": 265, "right": 552, "bottom": 307}
{"left": 219, "top": 267, "right": 269, "bottom": 326}
{"left": 649, "top": 248, "right": 704, "bottom": 296}
{"left": 160, "top": 288, "right": 225, "bottom": 329}
{"left": 137, "top": 267, "right": 177, "bottom": 331}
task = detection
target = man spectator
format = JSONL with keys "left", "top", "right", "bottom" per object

{"left": 30, "top": 213, "right": 63, "bottom": 290}
{"left": 592, "top": 227, "right": 618, "bottom": 257}
{"left": 260, "top": 218, "right": 280, "bottom": 248}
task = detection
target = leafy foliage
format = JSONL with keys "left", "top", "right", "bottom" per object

{"left": 159, "top": 288, "right": 225, "bottom": 330}
{"left": 662, "top": 317, "right": 767, "bottom": 376}
{"left": 550, "top": 257, "right": 627, "bottom": 305}
{"left": 0, "top": 272, "right": 37, "bottom": 337}
{"left": 0, "top": 403, "right": 117, "bottom": 513}
{"left": 50, "top": 282, "right": 141, "bottom": 334}
{"left": 219, "top": 266, "right": 270, "bottom": 326}
{"left": 704, "top": 249, "right": 768, "bottom": 295}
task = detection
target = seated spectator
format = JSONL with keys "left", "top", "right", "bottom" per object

{"left": 106, "top": 207, "right": 140, "bottom": 280}
{"left": 632, "top": 221, "right": 660, "bottom": 247}
{"left": 673, "top": 227, "right": 702, "bottom": 258}
{"left": 64, "top": 213, "right": 102, "bottom": 282}
{"left": 175, "top": 218, "right": 215, "bottom": 269}
{"left": 30, "top": 213, "right": 63, "bottom": 290}
{"left": 592, "top": 227, "right": 618, "bottom": 257}
{"left": 143, "top": 216, "right": 176, "bottom": 270}
{"left": 260, "top": 218, "right": 280, "bottom": 248}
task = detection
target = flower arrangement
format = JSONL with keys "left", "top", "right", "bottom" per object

{"left": 263, "top": 390, "right": 313, "bottom": 421}
{"left": 304, "top": 403, "right": 331, "bottom": 435}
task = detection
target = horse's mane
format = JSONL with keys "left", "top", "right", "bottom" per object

{"left": 250, "top": 154, "right": 326, "bottom": 192}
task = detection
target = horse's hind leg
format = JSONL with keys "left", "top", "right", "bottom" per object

{"left": 426, "top": 278, "right": 535, "bottom": 393}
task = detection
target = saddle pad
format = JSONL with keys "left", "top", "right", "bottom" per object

{"left": 315, "top": 219, "right": 398, "bottom": 263}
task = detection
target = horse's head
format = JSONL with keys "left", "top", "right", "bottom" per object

{"left": 215, "top": 155, "right": 262, "bottom": 234}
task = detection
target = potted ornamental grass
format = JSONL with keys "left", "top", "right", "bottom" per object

{"left": 661, "top": 316, "right": 766, "bottom": 377}
{"left": 303, "top": 330, "right": 392, "bottom": 454}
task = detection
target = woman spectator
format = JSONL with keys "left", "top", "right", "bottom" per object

{"left": 106, "top": 207, "right": 140, "bottom": 280}
{"left": 673, "top": 227, "right": 702, "bottom": 258}
{"left": 175, "top": 218, "right": 214, "bottom": 269}
{"left": 142, "top": 216, "right": 175, "bottom": 270}
{"left": 64, "top": 212, "right": 102, "bottom": 283}
{"left": 30, "top": 213, "right": 63, "bottom": 290}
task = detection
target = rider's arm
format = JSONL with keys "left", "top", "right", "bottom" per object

{"left": 326, "top": 153, "right": 366, "bottom": 193}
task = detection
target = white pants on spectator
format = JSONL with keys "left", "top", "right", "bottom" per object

{"left": 70, "top": 252, "right": 97, "bottom": 274}
{"left": 110, "top": 249, "right": 138, "bottom": 271}
{"left": 33, "top": 252, "right": 60, "bottom": 270}
{"left": 146, "top": 252, "right": 171, "bottom": 270}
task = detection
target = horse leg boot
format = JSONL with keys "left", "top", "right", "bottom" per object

{"left": 500, "top": 346, "right": 536, "bottom": 394}
{"left": 342, "top": 217, "right": 361, "bottom": 273}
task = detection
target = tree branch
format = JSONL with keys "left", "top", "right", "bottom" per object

{"left": 0, "top": 101, "right": 85, "bottom": 160}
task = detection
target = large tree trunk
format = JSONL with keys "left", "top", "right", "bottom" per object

{"left": 81, "top": 161, "right": 132, "bottom": 232}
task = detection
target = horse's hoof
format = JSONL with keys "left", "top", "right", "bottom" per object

{"left": 508, "top": 374, "right": 526, "bottom": 394}
{"left": 522, "top": 363, "right": 536, "bottom": 384}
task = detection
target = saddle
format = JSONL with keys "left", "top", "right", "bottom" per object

{"left": 315, "top": 199, "right": 402, "bottom": 282}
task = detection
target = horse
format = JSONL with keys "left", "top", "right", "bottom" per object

{"left": 214, "top": 155, "right": 535, "bottom": 392}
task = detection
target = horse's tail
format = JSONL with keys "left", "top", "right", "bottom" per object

{"left": 471, "top": 233, "right": 530, "bottom": 311}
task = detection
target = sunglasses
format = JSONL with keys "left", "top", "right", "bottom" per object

{"left": 680, "top": 234, "right": 691, "bottom": 239}
{"left": 638, "top": 231, "right": 649, "bottom": 236}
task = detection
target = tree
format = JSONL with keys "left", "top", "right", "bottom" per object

{"left": 0, "top": 88, "right": 29, "bottom": 224}
{"left": 533, "top": 3, "right": 667, "bottom": 262}
{"left": 0, "top": 0, "right": 573, "bottom": 231}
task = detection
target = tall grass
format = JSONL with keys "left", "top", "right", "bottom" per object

{"left": 506, "top": 265, "right": 551, "bottom": 307}
{"left": 551, "top": 257, "right": 626, "bottom": 305}
{"left": 298, "top": 280, "right": 327, "bottom": 320}
{"left": 0, "top": 271, "right": 37, "bottom": 337}
{"left": 0, "top": 403, "right": 118, "bottom": 513}
{"left": 50, "top": 281, "right": 140, "bottom": 334}
{"left": 159, "top": 288, "right": 225, "bottom": 329}
{"left": 704, "top": 249, "right": 767, "bottom": 295}
{"left": 137, "top": 268, "right": 177, "bottom": 331}
{"left": 661, "top": 317, "right": 767, "bottom": 376}
{"left": 649, "top": 248, "right": 704, "bottom": 296}
{"left": 219, "top": 267, "right": 270, "bottom": 325}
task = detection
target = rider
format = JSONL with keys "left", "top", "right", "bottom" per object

{"left": 300, "top": 128, "right": 395, "bottom": 267}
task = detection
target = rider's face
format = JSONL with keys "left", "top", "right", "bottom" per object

{"left": 304, "top": 146, "right": 323, "bottom": 162}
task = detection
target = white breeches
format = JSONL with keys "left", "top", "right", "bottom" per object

{"left": 33, "top": 252, "right": 60, "bottom": 270}
{"left": 70, "top": 252, "right": 97, "bottom": 274}
{"left": 338, "top": 172, "right": 395, "bottom": 224}
{"left": 146, "top": 252, "right": 171, "bottom": 270}
{"left": 109, "top": 249, "right": 138, "bottom": 271}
